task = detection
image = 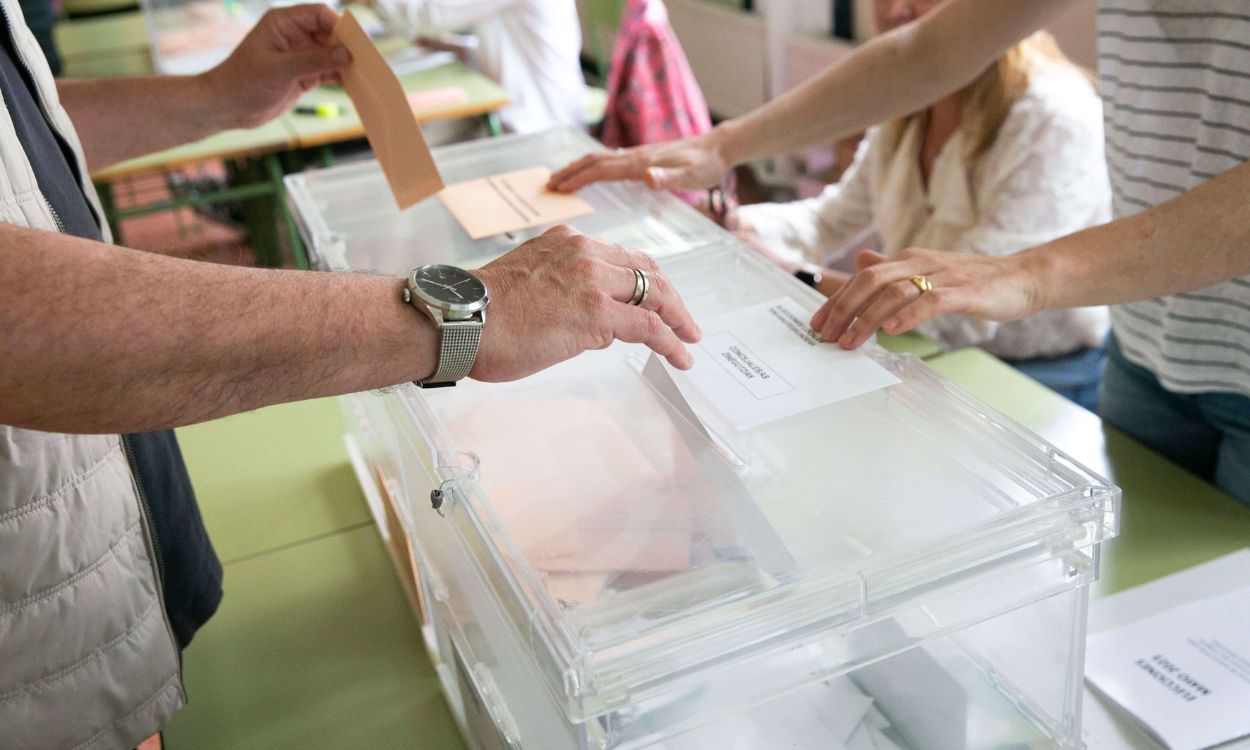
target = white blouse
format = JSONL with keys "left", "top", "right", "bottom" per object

{"left": 372, "top": 0, "right": 585, "bottom": 134}
{"left": 740, "top": 65, "right": 1112, "bottom": 360}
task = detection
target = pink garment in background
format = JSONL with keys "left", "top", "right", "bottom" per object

{"left": 600, "top": 0, "right": 712, "bottom": 206}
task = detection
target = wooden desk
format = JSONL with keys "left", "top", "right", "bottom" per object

{"left": 55, "top": 11, "right": 153, "bottom": 78}
{"left": 91, "top": 130, "right": 299, "bottom": 267}
{"left": 91, "top": 119, "right": 295, "bottom": 184}
{"left": 284, "top": 63, "right": 508, "bottom": 149}
{"left": 86, "top": 61, "right": 506, "bottom": 268}
{"left": 54, "top": 10, "right": 148, "bottom": 59}
{"left": 61, "top": 0, "right": 138, "bottom": 17}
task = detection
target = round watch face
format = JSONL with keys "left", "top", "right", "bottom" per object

{"left": 410, "top": 264, "right": 488, "bottom": 313}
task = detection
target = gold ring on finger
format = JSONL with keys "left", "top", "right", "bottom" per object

{"left": 909, "top": 275, "right": 933, "bottom": 295}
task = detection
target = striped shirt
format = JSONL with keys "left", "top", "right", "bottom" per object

{"left": 1099, "top": 0, "right": 1250, "bottom": 396}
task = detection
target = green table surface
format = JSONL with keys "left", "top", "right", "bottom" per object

{"left": 55, "top": 11, "right": 149, "bottom": 59}
{"left": 926, "top": 347, "right": 1250, "bottom": 597}
{"left": 164, "top": 524, "right": 465, "bottom": 750}
{"left": 87, "top": 62, "right": 505, "bottom": 181}
{"left": 62, "top": 0, "right": 139, "bottom": 17}
{"left": 60, "top": 49, "right": 154, "bottom": 79}
{"left": 283, "top": 62, "right": 508, "bottom": 149}
{"left": 91, "top": 117, "right": 294, "bottom": 181}
{"left": 174, "top": 398, "right": 374, "bottom": 564}
{"left": 877, "top": 331, "right": 943, "bottom": 360}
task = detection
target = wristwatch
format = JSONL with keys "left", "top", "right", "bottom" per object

{"left": 403, "top": 264, "right": 489, "bottom": 388}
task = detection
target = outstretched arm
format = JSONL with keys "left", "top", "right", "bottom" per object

{"left": 1, "top": 225, "right": 699, "bottom": 434}
{"left": 549, "top": 0, "right": 1073, "bottom": 193}
{"left": 58, "top": 4, "right": 349, "bottom": 171}
{"left": 811, "top": 159, "right": 1250, "bottom": 348}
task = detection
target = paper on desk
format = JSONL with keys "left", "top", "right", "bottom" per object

{"left": 439, "top": 166, "right": 594, "bottom": 239}
{"left": 332, "top": 11, "right": 443, "bottom": 209}
{"left": 1085, "top": 580, "right": 1250, "bottom": 750}
{"left": 662, "top": 297, "right": 899, "bottom": 430}
{"left": 406, "top": 85, "right": 468, "bottom": 111}
{"left": 1083, "top": 550, "right": 1250, "bottom": 750}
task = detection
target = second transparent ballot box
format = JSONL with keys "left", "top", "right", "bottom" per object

{"left": 287, "top": 130, "right": 1120, "bottom": 749}
{"left": 140, "top": 0, "right": 268, "bottom": 75}
{"left": 286, "top": 129, "right": 723, "bottom": 273}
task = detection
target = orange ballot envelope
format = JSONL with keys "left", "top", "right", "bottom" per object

{"left": 331, "top": 12, "right": 443, "bottom": 209}
{"left": 439, "top": 166, "right": 594, "bottom": 239}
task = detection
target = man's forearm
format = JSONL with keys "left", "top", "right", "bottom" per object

{"left": 714, "top": 0, "right": 1073, "bottom": 167}
{"left": 0, "top": 225, "right": 434, "bottom": 433}
{"left": 57, "top": 76, "right": 239, "bottom": 172}
{"left": 1026, "top": 159, "right": 1250, "bottom": 311}
{"left": 58, "top": 5, "right": 350, "bottom": 172}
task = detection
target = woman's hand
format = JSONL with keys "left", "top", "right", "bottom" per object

{"left": 810, "top": 247, "right": 1043, "bottom": 348}
{"left": 548, "top": 131, "right": 731, "bottom": 193}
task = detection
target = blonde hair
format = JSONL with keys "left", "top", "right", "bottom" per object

{"left": 889, "top": 32, "right": 1091, "bottom": 162}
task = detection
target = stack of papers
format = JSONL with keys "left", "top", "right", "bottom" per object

{"left": 1085, "top": 550, "right": 1250, "bottom": 750}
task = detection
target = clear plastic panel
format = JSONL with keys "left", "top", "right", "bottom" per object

{"left": 390, "top": 243, "right": 1117, "bottom": 723}
{"left": 141, "top": 0, "right": 266, "bottom": 75}
{"left": 285, "top": 128, "right": 725, "bottom": 273}
{"left": 648, "top": 587, "right": 1088, "bottom": 750}
{"left": 391, "top": 389, "right": 1094, "bottom": 748}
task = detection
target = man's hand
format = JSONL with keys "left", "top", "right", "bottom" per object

{"left": 470, "top": 226, "right": 702, "bottom": 382}
{"left": 809, "top": 247, "right": 1041, "bottom": 348}
{"left": 202, "top": 4, "right": 350, "bottom": 130}
{"left": 548, "top": 131, "right": 730, "bottom": 194}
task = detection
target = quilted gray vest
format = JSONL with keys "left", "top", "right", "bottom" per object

{"left": 0, "top": 1, "right": 185, "bottom": 746}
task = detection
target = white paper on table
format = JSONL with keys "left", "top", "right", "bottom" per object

{"left": 1083, "top": 550, "right": 1250, "bottom": 750}
{"left": 1085, "top": 574, "right": 1250, "bottom": 750}
{"left": 664, "top": 297, "right": 899, "bottom": 430}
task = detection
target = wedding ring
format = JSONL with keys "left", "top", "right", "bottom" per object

{"left": 628, "top": 268, "right": 647, "bottom": 306}
{"left": 909, "top": 275, "right": 933, "bottom": 295}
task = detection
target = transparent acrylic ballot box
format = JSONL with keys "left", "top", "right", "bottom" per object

{"left": 140, "top": 0, "right": 270, "bottom": 75}
{"left": 287, "top": 131, "right": 1120, "bottom": 750}
{"left": 286, "top": 128, "right": 723, "bottom": 273}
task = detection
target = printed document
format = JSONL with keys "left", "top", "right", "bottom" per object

{"left": 1086, "top": 580, "right": 1250, "bottom": 750}
{"left": 440, "top": 166, "right": 594, "bottom": 239}
{"left": 665, "top": 297, "right": 899, "bottom": 430}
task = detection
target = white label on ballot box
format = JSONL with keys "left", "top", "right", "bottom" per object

{"left": 666, "top": 297, "right": 899, "bottom": 430}
{"left": 1085, "top": 584, "right": 1250, "bottom": 750}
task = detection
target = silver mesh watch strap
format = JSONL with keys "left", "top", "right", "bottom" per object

{"left": 419, "top": 319, "right": 482, "bottom": 387}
